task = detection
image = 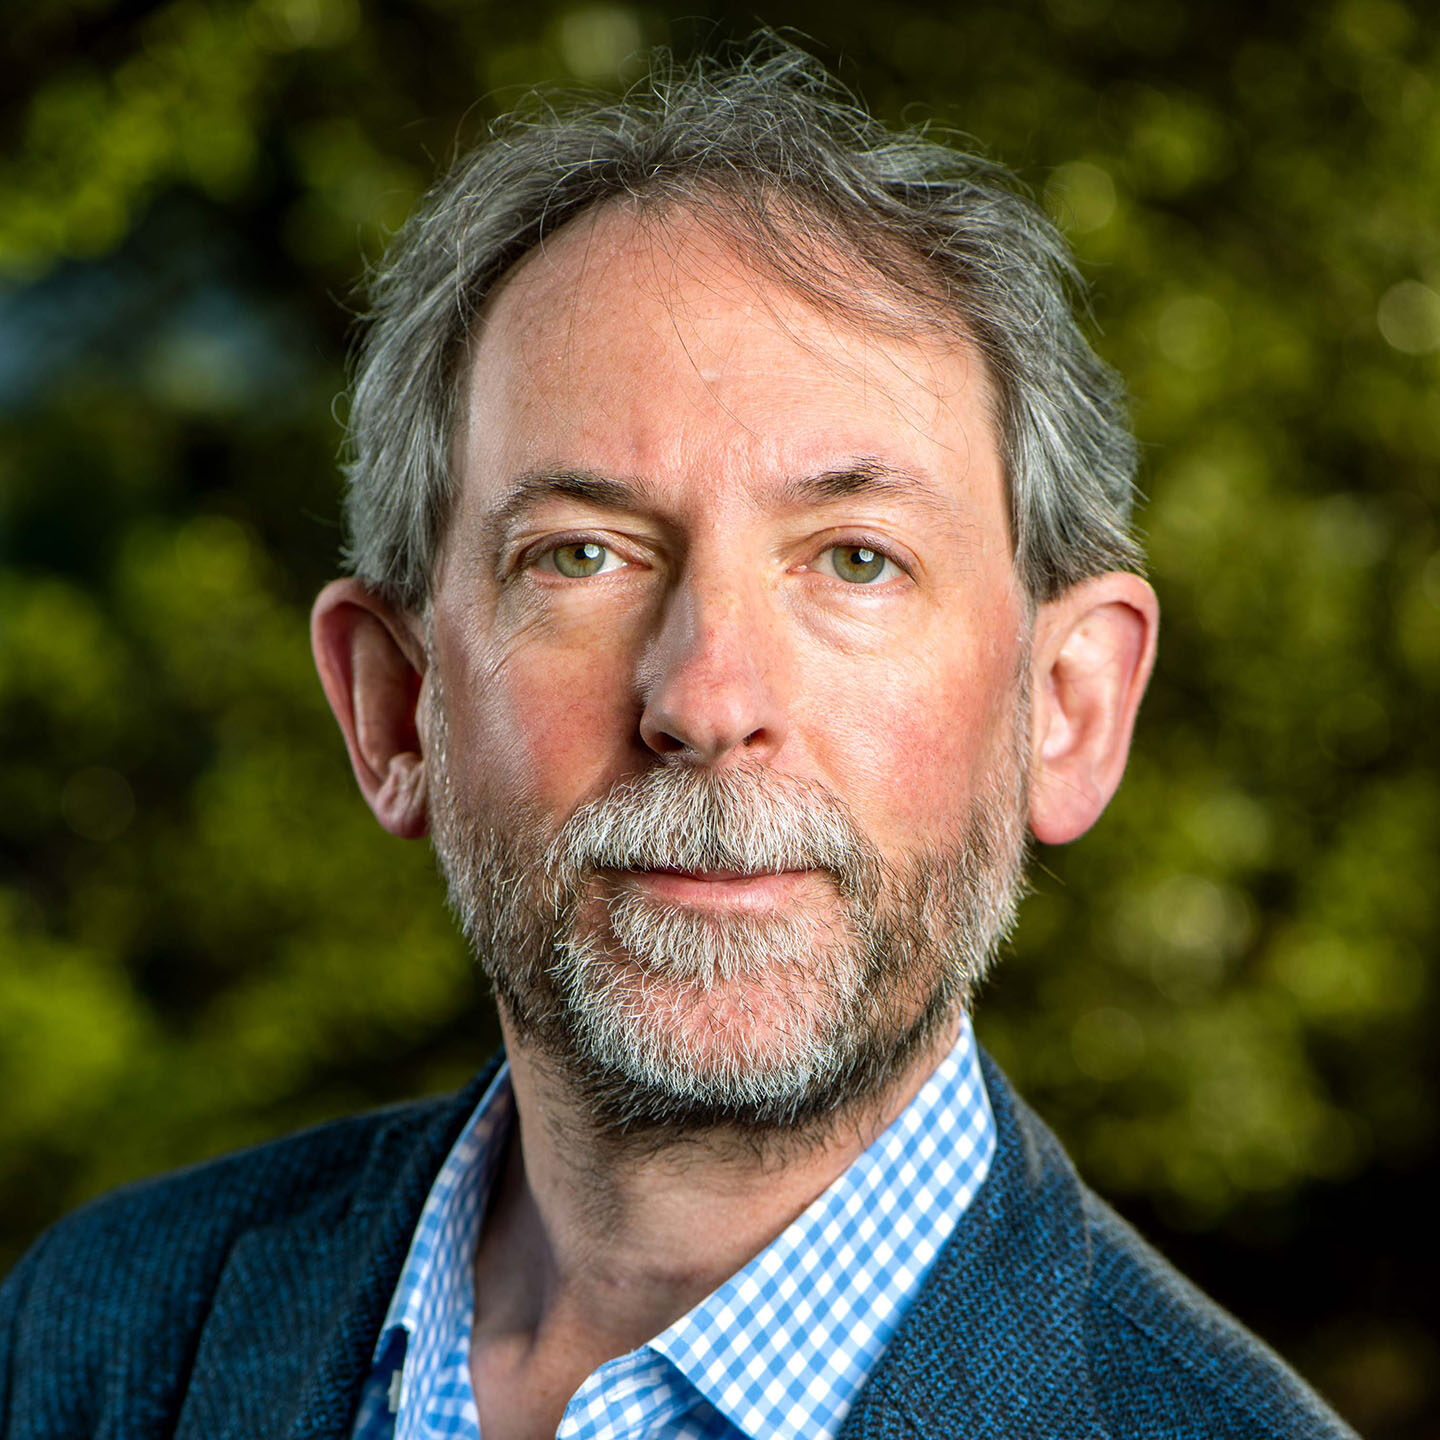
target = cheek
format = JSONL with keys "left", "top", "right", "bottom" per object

{"left": 796, "top": 627, "right": 1020, "bottom": 836}
{"left": 441, "top": 624, "right": 639, "bottom": 816}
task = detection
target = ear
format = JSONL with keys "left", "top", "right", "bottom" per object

{"left": 1027, "top": 572, "right": 1159, "bottom": 845}
{"left": 311, "top": 578, "right": 430, "bottom": 839}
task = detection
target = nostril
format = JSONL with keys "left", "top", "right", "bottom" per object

{"left": 650, "top": 727, "right": 688, "bottom": 754}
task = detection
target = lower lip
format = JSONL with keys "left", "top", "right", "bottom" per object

{"left": 616, "top": 869, "right": 815, "bottom": 909}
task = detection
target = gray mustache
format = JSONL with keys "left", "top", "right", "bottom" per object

{"left": 544, "top": 765, "right": 881, "bottom": 892}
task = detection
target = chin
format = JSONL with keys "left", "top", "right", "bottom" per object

{"left": 537, "top": 907, "right": 950, "bottom": 1135}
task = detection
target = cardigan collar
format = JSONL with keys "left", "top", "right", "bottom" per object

{"left": 838, "top": 1050, "right": 1109, "bottom": 1439}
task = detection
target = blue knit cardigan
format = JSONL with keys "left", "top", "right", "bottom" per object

{"left": 0, "top": 1053, "right": 1357, "bottom": 1439}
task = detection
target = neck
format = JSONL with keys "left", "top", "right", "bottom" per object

{"left": 472, "top": 1013, "right": 961, "bottom": 1359}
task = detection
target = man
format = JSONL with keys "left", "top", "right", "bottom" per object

{"left": 1, "top": 41, "right": 1356, "bottom": 1440}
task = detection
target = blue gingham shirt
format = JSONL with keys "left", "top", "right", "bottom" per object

{"left": 352, "top": 1018, "right": 995, "bottom": 1440}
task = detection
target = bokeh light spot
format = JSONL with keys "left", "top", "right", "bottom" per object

{"left": 1046, "top": 160, "right": 1118, "bottom": 234}
{"left": 557, "top": 6, "right": 644, "bottom": 81}
{"left": 1155, "top": 294, "right": 1231, "bottom": 371}
{"left": 1377, "top": 280, "right": 1440, "bottom": 355}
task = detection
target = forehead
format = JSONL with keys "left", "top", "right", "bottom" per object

{"left": 453, "top": 202, "right": 1005, "bottom": 526}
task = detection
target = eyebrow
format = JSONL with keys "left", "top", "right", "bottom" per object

{"left": 774, "top": 458, "right": 950, "bottom": 514}
{"left": 487, "top": 468, "right": 645, "bottom": 541}
{"left": 484, "top": 457, "right": 953, "bottom": 542}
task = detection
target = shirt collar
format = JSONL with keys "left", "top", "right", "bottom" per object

{"left": 369, "top": 1017, "right": 994, "bottom": 1440}
{"left": 649, "top": 1016, "right": 995, "bottom": 1440}
{"left": 371, "top": 1064, "right": 512, "bottom": 1430}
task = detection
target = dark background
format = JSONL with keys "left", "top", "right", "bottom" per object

{"left": 3, "top": 1, "right": 1437, "bottom": 1434}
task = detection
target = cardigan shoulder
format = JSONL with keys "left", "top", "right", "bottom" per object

{"left": 0, "top": 1094, "right": 460, "bottom": 1440}
{"left": 1078, "top": 1187, "right": 1357, "bottom": 1439}
{"left": 7, "top": 1092, "right": 453, "bottom": 1291}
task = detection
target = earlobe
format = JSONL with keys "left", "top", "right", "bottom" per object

{"left": 311, "top": 578, "right": 431, "bottom": 839}
{"left": 1027, "top": 573, "right": 1158, "bottom": 845}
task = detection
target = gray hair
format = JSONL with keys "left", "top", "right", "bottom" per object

{"left": 342, "top": 38, "right": 1142, "bottom": 609}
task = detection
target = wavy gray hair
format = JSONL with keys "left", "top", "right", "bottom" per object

{"left": 341, "top": 38, "right": 1142, "bottom": 609}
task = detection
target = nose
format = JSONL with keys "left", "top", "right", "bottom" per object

{"left": 638, "top": 574, "right": 787, "bottom": 765}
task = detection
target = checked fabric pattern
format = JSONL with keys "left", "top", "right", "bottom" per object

{"left": 350, "top": 1072, "right": 512, "bottom": 1440}
{"left": 351, "top": 1019, "right": 995, "bottom": 1440}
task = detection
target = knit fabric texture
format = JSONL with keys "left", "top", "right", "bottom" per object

{"left": 0, "top": 1052, "right": 1359, "bottom": 1439}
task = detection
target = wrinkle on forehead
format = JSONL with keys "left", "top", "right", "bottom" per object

{"left": 469, "top": 200, "right": 997, "bottom": 483}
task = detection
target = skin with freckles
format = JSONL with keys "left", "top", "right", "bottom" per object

{"left": 310, "top": 202, "right": 1158, "bottom": 1440}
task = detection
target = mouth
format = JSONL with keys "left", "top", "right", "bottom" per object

{"left": 607, "top": 866, "right": 819, "bottom": 910}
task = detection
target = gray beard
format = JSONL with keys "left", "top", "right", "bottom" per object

{"left": 427, "top": 718, "right": 1029, "bottom": 1141}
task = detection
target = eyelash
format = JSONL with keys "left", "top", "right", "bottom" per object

{"left": 522, "top": 534, "right": 631, "bottom": 575}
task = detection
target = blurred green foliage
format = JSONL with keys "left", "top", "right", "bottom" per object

{"left": 2, "top": 0, "right": 1437, "bottom": 1434}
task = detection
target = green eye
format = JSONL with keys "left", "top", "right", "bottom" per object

{"left": 828, "top": 545, "right": 891, "bottom": 584}
{"left": 551, "top": 542, "right": 610, "bottom": 577}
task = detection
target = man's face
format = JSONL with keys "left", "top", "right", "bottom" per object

{"left": 423, "top": 204, "right": 1033, "bottom": 1131}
